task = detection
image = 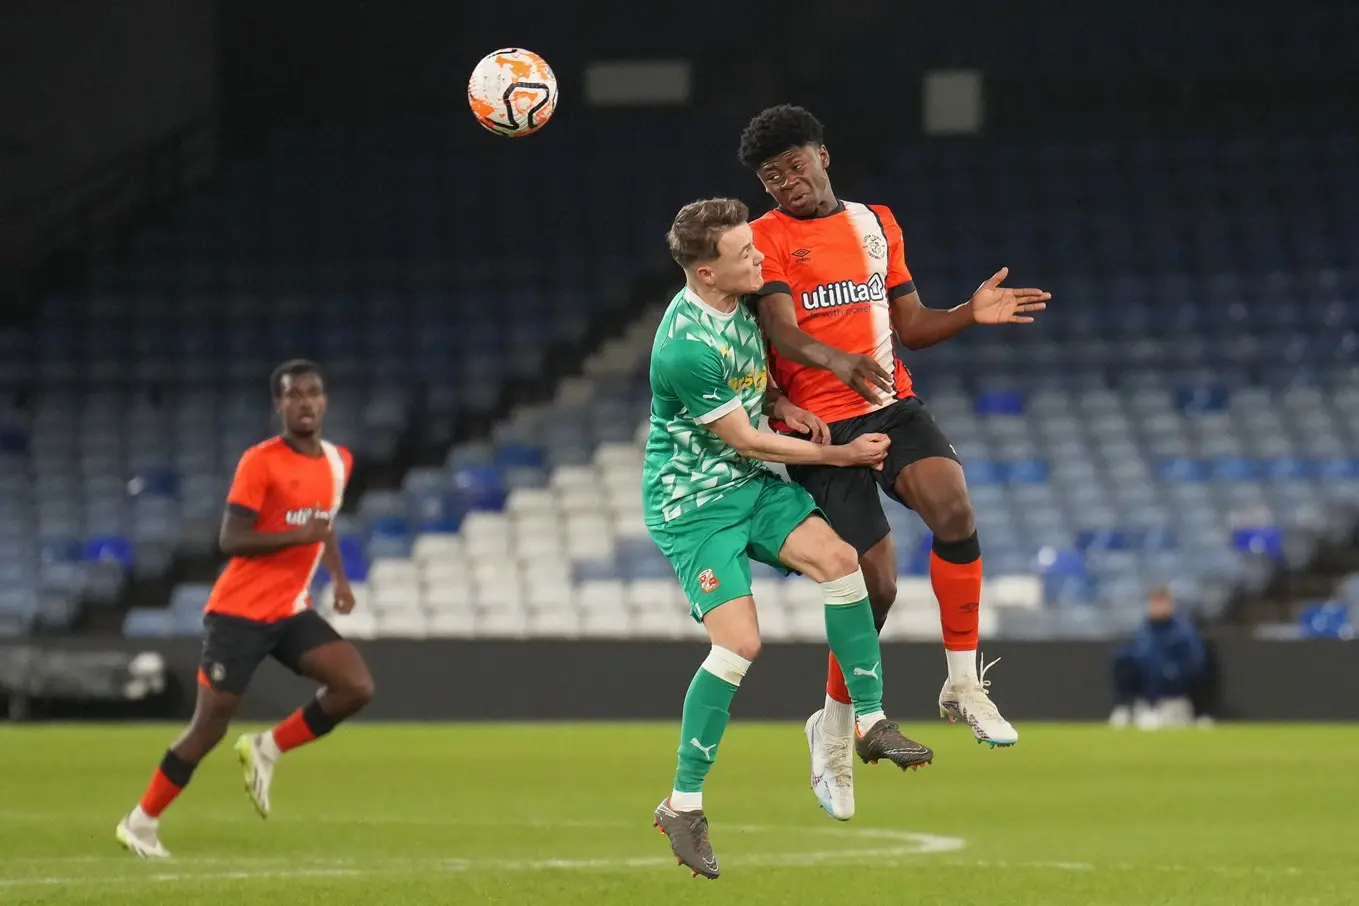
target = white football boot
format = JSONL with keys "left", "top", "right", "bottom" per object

{"left": 115, "top": 808, "right": 170, "bottom": 859}
{"left": 938, "top": 653, "right": 1019, "bottom": 748}
{"left": 805, "top": 710, "right": 855, "bottom": 820}
{"left": 234, "top": 733, "right": 276, "bottom": 818}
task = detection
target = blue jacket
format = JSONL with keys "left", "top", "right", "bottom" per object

{"left": 1129, "top": 615, "right": 1206, "bottom": 683}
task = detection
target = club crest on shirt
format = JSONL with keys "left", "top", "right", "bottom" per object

{"left": 862, "top": 234, "right": 886, "bottom": 260}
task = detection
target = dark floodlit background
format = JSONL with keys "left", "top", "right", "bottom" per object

{"left": 1, "top": 0, "right": 1358, "bottom": 724}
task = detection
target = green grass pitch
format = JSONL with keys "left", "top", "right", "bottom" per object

{"left": 1, "top": 722, "right": 1355, "bottom": 904}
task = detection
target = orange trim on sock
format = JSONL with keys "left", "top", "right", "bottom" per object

{"left": 138, "top": 768, "right": 183, "bottom": 819}
{"left": 271, "top": 708, "right": 318, "bottom": 753}
{"left": 930, "top": 550, "right": 983, "bottom": 651}
{"left": 825, "top": 653, "right": 852, "bottom": 704}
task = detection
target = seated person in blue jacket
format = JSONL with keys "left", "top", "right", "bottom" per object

{"left": 1110, "top": 586, "right": 1206, "bottom": 729}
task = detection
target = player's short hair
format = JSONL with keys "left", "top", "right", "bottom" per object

{"left": 738, "top": 104, "right": 825, "bottom": 170}
{"left": 270, "top": 359, "right": 323, "bottom": 399}
{"left": 666, "top": 197, "right": 750, "bottom": 268}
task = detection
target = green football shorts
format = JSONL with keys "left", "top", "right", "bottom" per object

{"left": 647, "top": 473, "right": 822, "bottom": 622}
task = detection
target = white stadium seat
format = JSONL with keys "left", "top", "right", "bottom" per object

{"left": 477, "top": 608, "right": 529, "bottom": 638}
{"left": 376, "top": 611, "right": 427, "bottom": 638}
{"left": 551, "top": 465, "right": 598, "bottom": 491}
{"left": 368, "top": 558, "right": 420, "bottom": 589}
{"left": 530, "top": 608, "right": 581, "bottom": 638}
{"left": 579, "top": 606, "right": 633, "bottom": 638}
{"left": 421, "top": 557, "right": 468, "bottom": 586}
{"left": 471, "top": 557, "right": 518, "bottom": 591}
{"left": 625, "top": 578, "right": 679, "bottom": 610}
{"left": 557, "top": 484, "right": 606, "bottom": 516}
{"left": 595, "top": 442, "right": 643, "bottom": 470}
{"left": 412, "top": 533, "right": 461, "bottom": 563}
{"left": 526, "top": 581, "right": 574, "bottom": 612}
{"left": 894, "top": 577, "right": 936, "bottom": 610}
{"left": 476, "top": 578, "right": 524, "bottom": 610}
{"left": 505, "top": 487, "right": 557, "bottom": 518}
{"left": 326, "top": 610, "right": 377, "bottom": 639}
{"left": 462, "top": 511, "right": 513, "bottom": 547}
{"left": 782, "top": 579, "right": 825, "bottom": 608}
{"left": 425, "top": 611, "right": 477, "bottom": 638}
{"left": 631, "top": 608, "right": 686, "bottom": 639}
{"left": 787, "top": 605, "right": 825, "bottom": 641}
{"left": 758, "top": 605, "right": 792, "bottom": 641}
{"left": 516, "top": 531, "right": 566, "bottom": 562}
{"left": 422, "top": 582, "right": 474, "bottom": 612}
{"left": 986, "top": 575, "right": 1044, "bottom": 610}
{"left": 372, "top": 585, "right": 418, "bottom": 612}
{"left": 749, "top": 578, "right": 784, "bottom": 609}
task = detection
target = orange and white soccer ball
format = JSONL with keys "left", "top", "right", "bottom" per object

{"left": 467, "top": 48, "right": 558, "bottom": 138}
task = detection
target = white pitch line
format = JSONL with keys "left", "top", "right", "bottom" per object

{"left": 0, "top": 826, "right": 965, "bottom": 888}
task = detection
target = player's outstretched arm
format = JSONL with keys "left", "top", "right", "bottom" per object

{"left": 756, "top": 294, "right": 893, "bottom": 404}
{"left": 893, "top": 269, "right": 1051, "bottom": 350}
{"left": 706, "top": 405, "right": 886, "bottom": 469}
{"left": 218, "top": 507, "right": 331, "bottom": 558}
{"left": 889, "top": 288, "right": 976, "bottom": 351}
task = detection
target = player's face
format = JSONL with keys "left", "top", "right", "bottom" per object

{"left": 276, "top": 372, "right": 327, "bottom": 437}
{"left": 757, "top": 144, "right": 833, "bottom": 217}
{"left": 699, "top": 222, "right": 765, "bottom": 295}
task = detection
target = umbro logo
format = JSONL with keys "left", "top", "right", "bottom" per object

{"left": 792, "top": 248, "right": 812, "bottom": 262}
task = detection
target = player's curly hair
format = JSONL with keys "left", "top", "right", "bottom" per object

{"left": 667, "top": 197, "right": 750, "bottom": 267}
{"left": 738, "top": 104, "right": 825, "bottom": 170}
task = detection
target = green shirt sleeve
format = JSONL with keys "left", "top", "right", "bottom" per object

{"left": 656, "top": 339, "right": 741, "bottom": 425}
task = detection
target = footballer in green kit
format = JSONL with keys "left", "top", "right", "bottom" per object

{"left": 644, "top": 197, "right": 935, "bottom": 879}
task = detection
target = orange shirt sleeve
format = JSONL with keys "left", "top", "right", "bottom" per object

{"left": 872, "top": 205, "right": 916, "bottom": 299}
{"left": 225, "top": 447, "right": 270, "bottom": 515}
{"left": 750, "top": 216, "right": 791, "bottom": 297}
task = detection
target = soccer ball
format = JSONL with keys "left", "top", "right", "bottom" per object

{"left": 467, "top": 48, "right": 558, "bottom": 138}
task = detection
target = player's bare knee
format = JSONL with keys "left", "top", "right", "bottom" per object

{"left": 867, "top": 572, "right": 898, "bottom": 614}
{"left": 816, "top": 540, "right": 861, "bottom": 583}
{"left": 931, "top": 495, "right": 976, "bottom": 542}
{"left": 346, "top": 673, "right": 376, "bottom": 711}
{"left": 327, "top": 672, "right": 374, "bottom": 715}
{"left": 728, "top": 636, "right": 761, "bottom": 663}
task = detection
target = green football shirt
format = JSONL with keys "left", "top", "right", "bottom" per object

{"left": 643, "top": 287, "right": 774, "bottom": 525}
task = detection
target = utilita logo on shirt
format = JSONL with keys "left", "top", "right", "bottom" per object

{"left": 800, "top": 272, "right": 885, "bottom": 310}
{"left": 284, "top": 507, "right": 332, "bottom": 526}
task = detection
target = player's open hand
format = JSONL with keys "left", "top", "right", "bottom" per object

{"left": 772, "top": 397, "right": 831, "bottom": 444}
{"left": 838, "top": 432, "right": 891, "bottom": 470}
{"left": 829, "top": 351, "right": 895, "bottom": 404}
{"left": 332, "top": 583, "right": 357, "bottom": 615}
{"left": 968, "top": 267, "right": 1051, "bottom": 325}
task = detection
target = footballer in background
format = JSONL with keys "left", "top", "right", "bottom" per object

{"left": 739, "top": 105, "right": 1051, "bottom": 821}
{"left": 116, "top": 360, "right": 374, "bottom": 858}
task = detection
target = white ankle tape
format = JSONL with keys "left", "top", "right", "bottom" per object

{"left": 701, "top": 646, "right": 751, "bottom": 686}
{"left": 820, "top": 569, "right": 869, "bottom": 606}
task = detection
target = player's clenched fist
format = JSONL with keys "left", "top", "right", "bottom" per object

{"left": 296, "top": 513, "right": 334, "bottom": 545}
{"left": 830, "top": 433, "right": 891, "bottom": 470}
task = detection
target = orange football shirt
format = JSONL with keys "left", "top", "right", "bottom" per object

{"left": 204, "top": 436, "right": 352, "bottom": 623}
{"left": 751, "top": 201, "right": 916, "bottom": 428}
